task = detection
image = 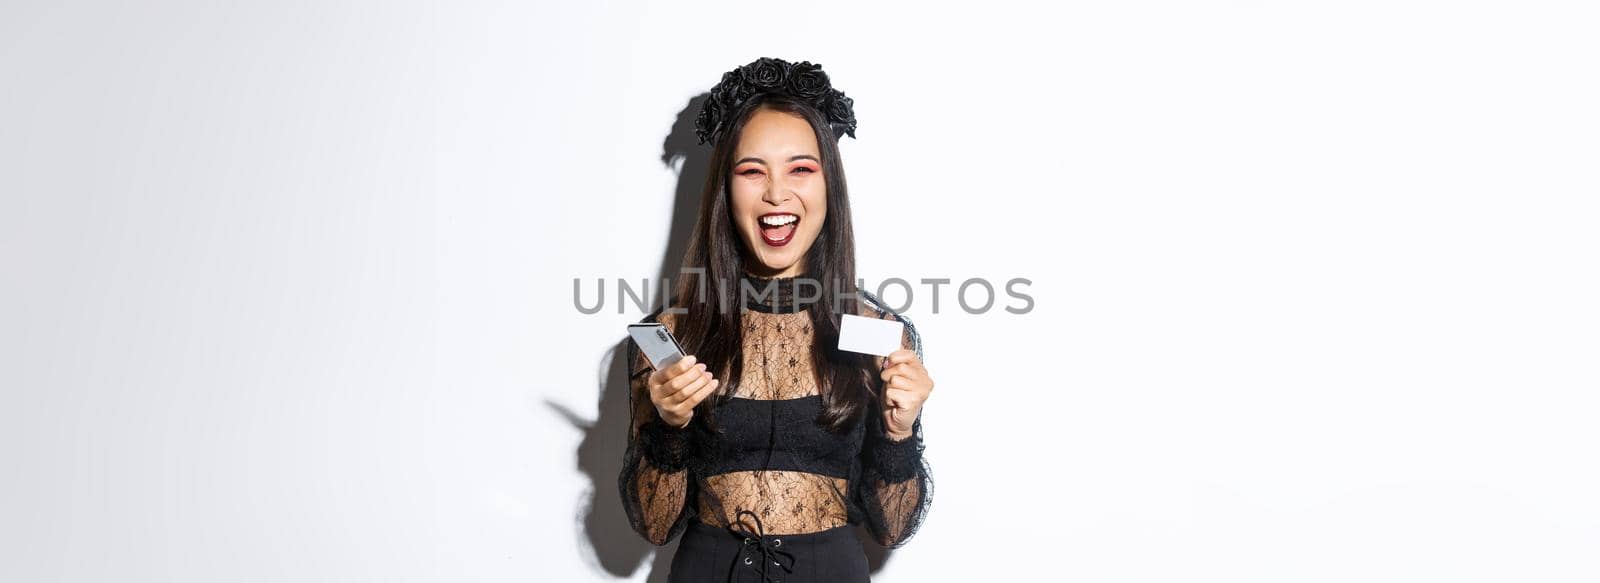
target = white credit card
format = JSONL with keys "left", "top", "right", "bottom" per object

{"left": 838, "top": 314, "right": 904, "bottom": 357}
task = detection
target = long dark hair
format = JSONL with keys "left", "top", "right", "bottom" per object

{"left": 671, "top": 93, "right": 877, "bottom": 433}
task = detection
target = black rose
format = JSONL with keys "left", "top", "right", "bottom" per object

{"left": 786, "top": 61, "right": 830, "bottom": 99}
{"left": 713, "top": 71, "right": 753, "bottom": 109}
{"left": 699, "top": 58, "right": 855, "bottom": 145}
{"left": 825, "top": 90, "right": 857, "bottom": 138}
{"left": 712, "top": 70, "right": 739, "bottom": 96}
{"left": 695, "top": 95, "right": 725, "bottom": 145}
{"left": 740, "top": 57, "right": 788, "bottom": 90}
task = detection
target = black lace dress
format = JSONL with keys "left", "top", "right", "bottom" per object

{"left": 618, "top": 275, "right": 933, "bottom": 582}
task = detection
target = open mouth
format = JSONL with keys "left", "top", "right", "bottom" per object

{"left": 758, "top": 212, "right": 799, "bottom": 247}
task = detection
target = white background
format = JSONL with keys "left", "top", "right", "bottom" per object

{"left": 3, "top": 1, "right": 1597, "bottom": 581}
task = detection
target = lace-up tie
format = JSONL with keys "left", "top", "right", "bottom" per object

{"left": 727, "top": 509, "right": 797, "bottom": 583}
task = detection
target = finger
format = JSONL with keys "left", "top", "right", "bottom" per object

{"left": 651, "top": 366, "right": 699, "bottom": 401}
{"left": 668, "top": 372, "right": 712, "bottom": 404}
{"left": 886, "top": 375, "right": 919, "bottom": 393}
{"left": 666, "top": 363, "right": 709, "bottom": 392}
{"left": 885, "top": 349, "right": 918, "bottom": 366}
{"left": 683, "top": 379, "right": 719, "bottom": 407}
{"left": 891, "top": 370, "right": 931, "bottom": 393}
{"left": 673, "top": 368, "right": 713, "bottom": 399}
{"left": 885, "top": 386, "right": 920, "bottom": 411}
{"left": 880, "top": 363, "right": 917, "bottom": 383}
{"left": 651, "top": 356, "right": 695, "bottom": 388}
{"left": 668, "top": 355, "right": 698, "bottom": 377}
{"left": 663, "top": 375, "right": 708, "bottom": 406}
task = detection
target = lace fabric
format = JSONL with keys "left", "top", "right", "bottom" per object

{"left": 618, "top": 276, "right": 932, "bottom": 548}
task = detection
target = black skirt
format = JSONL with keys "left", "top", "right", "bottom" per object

{"left": 670, "top": 520, "right": 871, "bottom": 583}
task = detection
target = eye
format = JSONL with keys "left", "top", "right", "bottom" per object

{"left": 738, "top": 168, "right": 764, "bottom": 177}
{"left": 791, "top": 166, "right": 815, "bottom": 175}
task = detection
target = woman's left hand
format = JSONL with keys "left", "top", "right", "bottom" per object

{"left": 879, "top": 349, "right": 934, "bottom": 441}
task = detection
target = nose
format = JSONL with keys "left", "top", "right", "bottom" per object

{"left": 761, "top": 173, "right": 793, "bottom": 206}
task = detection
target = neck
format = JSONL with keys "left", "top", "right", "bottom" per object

{"left": 738, "top": 272, "right": 818, "bottom": 313}
{"left": 743, "top": 262, "right": 805, "bottom": 280}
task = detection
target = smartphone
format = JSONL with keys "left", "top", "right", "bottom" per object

{"left": 627, "top": 323, "right": 686, "bottom": 370}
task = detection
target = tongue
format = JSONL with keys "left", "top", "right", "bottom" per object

{"left": 762, "top": 223, "right": 796, "bottom": 242}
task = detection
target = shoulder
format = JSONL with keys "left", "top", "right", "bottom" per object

{"left": 857, "top": 288, "right": 923, "bottom": 361}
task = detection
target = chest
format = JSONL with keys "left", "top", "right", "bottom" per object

{"left": 708, "top": 394, "right": 865, "bottom": 479}
{"left": 727, "top": 312, "right": 820, "bottom": 401}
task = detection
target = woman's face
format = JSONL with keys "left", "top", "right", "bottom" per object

{"left": 729, "top": 107, "right": 827, "bottom": 279}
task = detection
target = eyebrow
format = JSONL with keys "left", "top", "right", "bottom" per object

{"left": 734, "top": 154, "right": 820, "bottom": 166}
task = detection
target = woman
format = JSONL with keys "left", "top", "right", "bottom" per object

{"left": 619, "top": 57, "right": 935, "bottom": 583}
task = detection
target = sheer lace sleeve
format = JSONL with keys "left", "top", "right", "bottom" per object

{"left": 617, "top": 310, "right": 697, "bottom": 545}
{"left": 855, "top": 293, "right": 933, "bottom": 548}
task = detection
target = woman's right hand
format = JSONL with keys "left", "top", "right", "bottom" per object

{"left": 648, "top": 355, "right": 719, "bottom": 429}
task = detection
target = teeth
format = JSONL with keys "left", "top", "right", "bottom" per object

{"left": 760, "top": 214, "right": 798, "bottom": 227}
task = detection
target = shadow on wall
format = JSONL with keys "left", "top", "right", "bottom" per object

{"left": 545, "top": 93, "right": 894, "bottom": 582}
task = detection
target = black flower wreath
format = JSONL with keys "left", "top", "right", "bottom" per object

{"left": 695, "top": 57, "right": 858, "bottom": 145}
